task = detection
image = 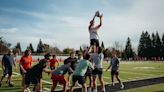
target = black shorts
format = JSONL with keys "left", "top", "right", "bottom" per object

{"left": 25, "top": 75, "right": 39, "bottom": 85}
{"left": 90, "top": 39, "right": 99, "bottom": 47}
{"left": 92, "top": 68, "right": 103, "bottom": 76}
{"left": 72, "top": 75, "right": 85, "bottom": 85}
{"left": 50, "top": 66, "right": 56, "bottom": 70}
{"left": 20, "top": 68, "right": 30, "bottom": 75}
{"left": 85, "top": 68, "right": 92, "bottom": 76}
{"left": 4, "top": 67, "right": 12, "bottom": 76}
{"left": 111, "top": 70, "right": 119, "bottom": 75}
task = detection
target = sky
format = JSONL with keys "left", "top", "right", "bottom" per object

{"left": 0, "top": 0, "right": 164, "bottom": 51}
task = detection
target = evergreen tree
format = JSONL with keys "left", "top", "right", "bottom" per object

{"left": 80, "top": 46, "right": 83, "bottom": 52}
{"left": 29, "top": 43, "right": 35, "bottom": 53}
{"left": 161, "top": 34, "right": 164, "bottom": 59}
{"left": 138, "top": 31, "right": 145, "bottom": 58}
{"left": 101, "top": 41, "right": 105, "bottom": 49}
{"left": 151, "top": 33, "right": 156, "bottom": 58}
{"left": 0, "top": 37, "right": 11, "bottom": 53}
{"left": 144, "top": 31, "right": 152, "bottom": 59}
{"left": 155, "top": 32, "right": 162, "bottom": 58}
{"left": 124, "top": 37, "right": 134, "bottom": 60}
{"left": 15, "top": 42, "right": 21, "bottom": 52}
{"left": 13, "top": 42, "right": 21, "bottom": 54}
{"left": 36, "top": 39, "right": 44, "bottom": 53}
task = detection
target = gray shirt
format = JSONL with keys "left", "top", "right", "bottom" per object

{"left": 110, "top": 57, "right": 119, "bottom": 71}
{"left": 90, "top": 53, "right": 104, "bottom": 68}
{"left": 2, "top": 54, "right": 15, "bottom": 69}
{"left": 52, "top": 65, "right": 72, "bottom": 76}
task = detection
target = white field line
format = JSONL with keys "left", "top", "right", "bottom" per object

{"left": 42, "top": 80, "right": 63, "bottom": 87}
{"left": 43, "top": 87, "right": 63, "bottom": 92}
{"left": 43, "top": 87, "right": 50, "bottom": 91}
{"left": 103, "top": 75, "right": 127, "bottom": 81}
{"left": 13, "top": 72, "right": 21, "bottom": 75}
{"left": 121, "top": 71, "right": 154, "bottom": 76}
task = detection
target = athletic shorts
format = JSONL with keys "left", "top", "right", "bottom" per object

{"left": 50, "top": 66, "right": 56, "bottom": 70}
{"left": 4, "top": 67, "right": 12, "bottom": 76}
{"left": 25, "top": 75, "right": 39, "bottom": 85}
{"left": 20, "top": 68, "right": 30, "bottom": 75}
{"left": 51, "top": 75, "right": 67, "bottom": 84}
{"left": 92, "top": 68, "right": 103, "bottom": 76}
{"left": 85, "top": 68, "right": 92, "bottom": 76}
{"left": 72, "top": 75, "right": 85, "bottom": 85}
{"left": 90, "top": 39, "right": 99, "bottom": 47}
{"left": 111, "top": 70, "right": 119, "bottom": 75}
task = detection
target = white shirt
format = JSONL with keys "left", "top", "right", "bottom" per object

{"left": 89, "top": 28, "right": 99, "bottom": 40}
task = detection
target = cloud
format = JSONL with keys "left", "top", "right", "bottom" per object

{"left": 1, "top": 0, "right": 164, "bottom": 50}
{"left": 0, "top": 27, "right": 19, "bottom": 34}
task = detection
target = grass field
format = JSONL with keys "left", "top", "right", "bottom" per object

{"left": 0, "top": 61, "right": 164, "bottom": 92}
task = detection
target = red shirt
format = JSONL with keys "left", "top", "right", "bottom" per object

{"left": 20, "top": 55, "right": 32, "bottom": 70}
{"left": 49, "top": 58, "right": 58, "bottom": 67}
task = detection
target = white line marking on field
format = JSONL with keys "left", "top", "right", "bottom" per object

{"left": 133, "top": 67, "right": 155, "bottom": 69}
{"left": 42, "top": 80, "right": 62, "bottom": 87}
{"left": 42, "top": 80, "right": 52, "bottom": 84}
{"left": 121, "top": 71, "right": 154, "bottom": 76}
{"left": 103, "top": 75, "right": 127, "bottom": 81}
{"left": 43, "top": 87, "right": 61, "bottom": 91}
{"left": 43, "top": 87, "right": 50, "bottom": 91}
{"left": 13, "top": 72, "right": 20, "bottom": 75}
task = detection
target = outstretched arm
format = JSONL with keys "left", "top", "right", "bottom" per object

{"left": 106, "top": 63, "right": 111, "bottom": 71}
{"left": 94, "top": 14, "right": 103, "bottom": 30}
{"left": 88, "top": 15, "right": 96, "bottom": 30}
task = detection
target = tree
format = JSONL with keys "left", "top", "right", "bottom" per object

{"left": 79, "top": 46, "right": 83, "bottom": 52}
{"left": 124, "top": 37, "right": 134, "bottom": 60}
{"left": 151, "top": 33, "right": 156, "bottom": 58}
{"left": 155, "top": 32, "right": 162, "bottom": 59}
{"left": 138, "top": 31, "right": 145, "bottom": 58}
{"left": 14, "top": 42, "right": 21, "bottom": 53}
{"left": 0, "top": 37, "right": 11, "bottom": 54}
{"left": 63, "top": 48, "right": 74, "bottom": 54}
{"left": 28, "top": 43, "right": 35, "bottom": 53}
{"left": 101, "top": 41, "right": 105, "bottom": 49}
{"left": 49, "top": 46, "right": 61, "bottom": 54}
{"left": 36, "top": 39, "right": 44, "bottom": 53}
{"left": 161, "top": 34, "right": 164, "bottom": 59}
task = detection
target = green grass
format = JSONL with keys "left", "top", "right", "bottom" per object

{"left": 0, "top": 61, "right": 164, "bottom": 92}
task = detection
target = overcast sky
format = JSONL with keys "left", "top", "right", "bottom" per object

{"left": 0, "top": 0, "right": 164, "bottom": 51}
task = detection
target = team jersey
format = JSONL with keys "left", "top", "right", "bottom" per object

{"left": 64, "top": 57, "right": 77, "bottom": 70}
{"left": 2, "top": 54, "right": 15, "bottom": 68}
{"left": 110, "top": 57, "right": 119, "bottom": 71}
{"left": 49, "top": 58, "right": 58, "bottom": 67}
{"left": 52, "top": 65, "right": 72, "bottom": 76}
{"left": 73, "top": 59, "right": 94, "bottom": 76}
{"left": 20, "top": 55, "right": 32, "bottom": 69}
{"left": 89, "top": 28, "right": 99, "bottom": 40}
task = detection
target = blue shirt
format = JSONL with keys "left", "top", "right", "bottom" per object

{"left": 110, "top": 57, "right": 119, "bottom": 71}
{"left": 2, "top": 54, "right": 15, "bottom": 69}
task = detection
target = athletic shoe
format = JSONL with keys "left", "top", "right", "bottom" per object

{"left": 93, "top": 88, "right": 97, "bottom": 92}
{"left": 111, "top": 83, "right": 115, "bottom": 86}
{"left": 120, "top": 83, "right": 124, "bottom": 89}
{"left": 102, "top": 87, "right": 106, "bottom": 92}
{"left": 0, "top": 83, "right": 2, "bottom": 87}
{"left": 8, "top": 83, "right": 14, "bottom": 87}
{"left": 88, "top": 87, "right": 92, "bottom": 92}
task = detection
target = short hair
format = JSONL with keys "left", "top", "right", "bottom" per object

{"left": 83, "top": 53, "right": 90, "bottom": 60}
{"left": 44, "top": 53, "right": 51, "bottom": 58}
{"left": 98, "top": 47, "right": 103, "bottom": 54}
{"left": 39, "top": 59, "right": 48, "bottom": 66}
